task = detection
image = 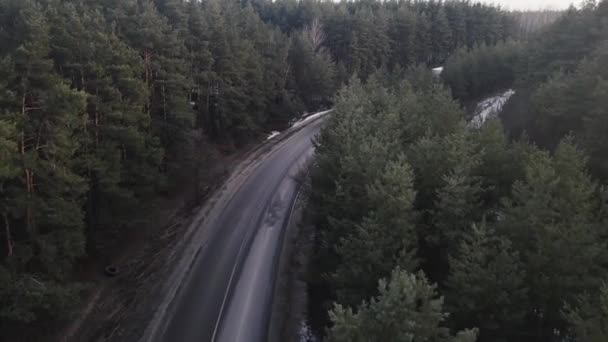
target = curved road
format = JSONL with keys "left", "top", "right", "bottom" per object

{"left": 151, "top": 118, "right": 324, "bottom": 342}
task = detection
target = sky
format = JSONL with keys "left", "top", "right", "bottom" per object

{"left": 488, "top": 0, "right": 575, "bottom": 10}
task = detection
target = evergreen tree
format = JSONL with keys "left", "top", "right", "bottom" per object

{"left": 429, "top": 4, "right": 452, "bottom": 65}
{"left": 310, "top": 76, "right": 401, "bottom": 283}
{"left": 564, "top": 282, "right": 608, "bottom": 342}
{"left": 444, "top": 1, "right": 467, "bottom": 51}
{"left": 388, "top": 6, "right": 416, "bottom": 68}
{"left": 442, "top": 40, "right": 523, "bottom": 102}
{"left": 46, "top": 1, "right": 164, "bottom": 251}
{"left": 328, "top": 269, "right": 478, "bottom": 342}
{"left": 471, "top": 119, "right": 527, "bottom": 210}
{"left": 0, "top": 0, "right": 579, "bottom": 337}
{"left": 498, "top": 139, "right": 607, "bottom": 339}
{"left": 519, "top": 2, "right": 606, "bottom": 85}
{"left": 431, "top": 131, "right": 483, "bottom": 260}
{"left": 0, "top": 0, "right": 87, "bottom": 325}
{"left": 290, "top": 18, "right": 336, "bottom": 110}
{"left": 331, "top": 157, "right": 418, "bottom": 307}
{"left": 446, "top": 223, "right": 528, "bottom": 341}
{"left": 117, "top": 0, "right": 193, "bottom": 155}
{"left": 184, "top": 0, "right": 213, "bottom": 130}
{"left": 528, "top": 42, "right": 608, "bottom": 179}
{"left": 153, "top": 0, "right": 187, "bottom": 33}
{"left": 413, "top": 13, "right": 432, "bottom": 65}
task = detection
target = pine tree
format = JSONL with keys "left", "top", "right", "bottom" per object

{"left": 289, "top": 19, "right": 336, "bottom": 110}
{"left": 528, "top": 42, "right": 608, "bottom": 179}
{"left": 201, "top": 0, "right": 275, "bottom": 145}
{"left": 184, "top": 0, "right": 213, "bottom": 130}
{"left": 388, "top": 5, "right": 416, "bottom": 68}
{"left": 471, "top": 119, "right": 527, "bottom": 210}
{"left": 442, "top": 40, "right": 523, "bottom": 102}
{"left": 429, "top": 5, "right": 452, "bottom": 65}
{"left": 0, "top": 0, "right": 87, "bottom": 325}
{"left": 499, "top": 139, "right": 607, "bottom": 339}
{"left": 389, "top": 80, "right": 466, "bottom": 215}
{"left": 153, "top": 0, "right": 187, "bottom": 33}
{"left": 444, "top": 2, "right": 467, "bottom": 51}
{"left": 446, "top": 223, "right": 528, "bottom": 341}
{"left": 564, "top": 282, "right": 608, "bottom": 342}
{"left": 0, "top": 98, "right": 18, "bottom": 264}
{"left": 322, "top": 4, "right": 353, "bottom": 69}
{"left": 118, "top": 0, "right": 193, "bottom": 158}
{"left": 431, "top": 131, "right": 483, "bottom": 258}
{"left": 328, "top": 269, "right": 478, "bottom": 342}
{"left": 331, "top": 157, "right": 418, "bottom": 307}
{"left": 47, "top": 1, "right": 164, "bottom": 250}
{"left": 413, "top": 12, "right": 432, "bottom": 64}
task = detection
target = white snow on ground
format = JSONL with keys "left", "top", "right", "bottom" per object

{"left": 266, "top": 109, "right": 331, "bottom": 141}
{"left": 266, "top": 131, "right": 280, "bottom": 140}
{"left": 291, "top": 110, "right": 332, "bottom": 128}
{"left": 298, "top": 321, "right": 318, "bottom": 342}
{"left": 470, "top": 89, "right": 515, "bottom": 128}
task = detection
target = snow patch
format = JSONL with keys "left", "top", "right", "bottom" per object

{"left": 298, "top": 321, "right": 319, "bottom": 342}
{"left": 266, "top": 109, "right": 331, "bottom": 141}
{"left": 291, "top": 110, "right": 332, "bottom": 128}
{"left": 470, "top": 89, "right": 515, "bottom": 128}
{"left": 266, "top": 131, "right": 281, "bottom": 140}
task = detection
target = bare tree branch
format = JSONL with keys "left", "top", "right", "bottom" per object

{"left": 306, "top": 18, "right": 326, "bottom": 52}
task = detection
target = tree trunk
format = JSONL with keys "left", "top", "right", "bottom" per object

{"left": 4, "top": 212, "right": 12, "bottom": 257}
{"left": 21, "top": 92, "right": 34, "bottom": 233}
{"left": 162, "top": 83, "right": 168, "bottom": 143}
{"left": 206, "top": 79, "right": 212, "bottom": 136}
{"left": 144, "top": 48, "right": 152, "bottom": 86}
{"left": 95, "top": 87, "right": 99, "bottom": 148}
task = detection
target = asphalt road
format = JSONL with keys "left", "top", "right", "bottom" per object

{"left": 154, "top": 118, "right": 324, "bottom": 342}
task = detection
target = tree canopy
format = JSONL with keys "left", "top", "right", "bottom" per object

{"left": 308, "top": 16, "right": 608, "bottom": 336}
{"left": 5, "top": 1, "right": 598, "bottom": 341}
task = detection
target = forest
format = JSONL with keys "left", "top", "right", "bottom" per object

{"left": 307, "top": 1, "right": 608, "bottom": 342}
{"left": 0, "top": 0, "right": 515, "bottom": 337}
{"left": 0, "top": 0, "right": 602, "bottom": 341}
